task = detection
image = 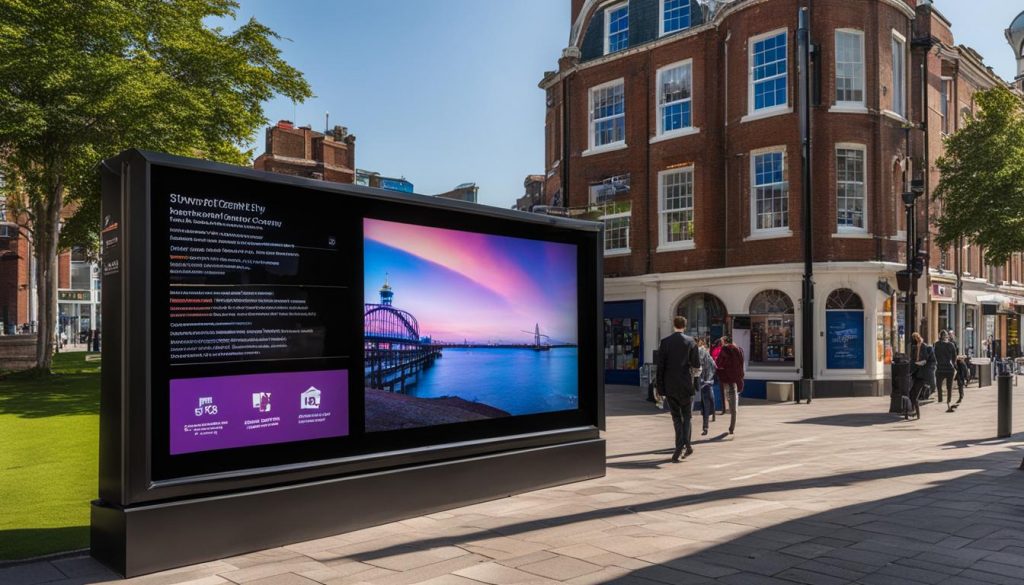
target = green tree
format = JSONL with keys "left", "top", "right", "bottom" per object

{"left": 934, "top": 85, "right": 1024, "bottom": 265}
{"left": 0, "top": 0, "right": 312, "bottom": 371}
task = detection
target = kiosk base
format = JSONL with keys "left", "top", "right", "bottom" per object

{"left": 91, "top": 438, "right": 605, "bottom": 577}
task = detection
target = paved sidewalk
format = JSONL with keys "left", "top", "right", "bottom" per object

{"left": 4, "top": 382, "right": 1024, "bottom": 585}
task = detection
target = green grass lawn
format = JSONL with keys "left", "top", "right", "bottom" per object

{"left": 0, "top": 353, "right": 100, "bottom": 560}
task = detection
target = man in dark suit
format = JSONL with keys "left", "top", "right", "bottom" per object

{"left": 656, "top": 315, "right": 701, "bottom": 462}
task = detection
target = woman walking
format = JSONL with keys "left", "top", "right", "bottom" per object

{"left": 715, "top": 336, "right": 744, "bottom": 434}
{"left": 909, "top": 332, "right": 936, "bottom": 419}
{"left": 696, "top": 339, "right": 717, "bottom": 435}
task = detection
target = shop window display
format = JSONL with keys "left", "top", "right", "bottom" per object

{"left": 604, "top": 317, "right": 640, "bottom": 371}
{"left": 749, "top": 289, "right": 795, "bottom": 364}
{"left": 675, "top": 293, "right": 729, "bottom": 345}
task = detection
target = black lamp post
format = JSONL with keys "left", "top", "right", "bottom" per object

{"left": 902, "top": 179, "right": 925, "bottom": 351}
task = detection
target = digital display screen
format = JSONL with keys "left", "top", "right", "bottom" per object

{"left": 363, "top": 219, "right": 579, "bottom": 431}
{"left": 144, "top": 161, "right": 598, "bottom": 482}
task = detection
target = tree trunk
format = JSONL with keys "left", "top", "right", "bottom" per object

{"left": 33, "top": 180, "right": 63, "bottom": 373}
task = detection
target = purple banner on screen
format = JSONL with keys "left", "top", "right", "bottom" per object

{"left": 170, "top": 370, "right": 348, "bottom": 455}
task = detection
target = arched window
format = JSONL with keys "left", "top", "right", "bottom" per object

{"left": 749, "top": 290, "right": 795, "bottom": 364}
{"left": 750, "top": 289, "right": 794, "bottom": 314}
{"left": 826, "top": 288, "right": 863, "bottom": 310}
{"left": 825, "top": 288, "right": 865, "bottom": 369}
{"left": 675, "top": 293, "right": 729, "bottom": 344}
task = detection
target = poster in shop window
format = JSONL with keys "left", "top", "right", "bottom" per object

{"left": 826, "top": 310, "right": 865, "bottom": 369}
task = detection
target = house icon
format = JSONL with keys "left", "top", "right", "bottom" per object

{"left": 300, "top": 386, "right": 322, "bottom": 409}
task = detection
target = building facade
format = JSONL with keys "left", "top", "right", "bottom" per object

{"left": 435, "top": 183, "right": 479, "bottom": 204}
{"left": 253, "top": 120, "right": 356, "bottom": 183}
{"left": 355, "top": 169, "right": 414, "bottom": 193}
{"left": 541, "top": 0, "right": 1023, "bottom": 393}
{"left": 514, "top": 175, "right": 547, "bottom": 211}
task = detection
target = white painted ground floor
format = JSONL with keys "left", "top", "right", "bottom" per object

{"left": 602, "top": 262, "right": 1024, "bottom": 398}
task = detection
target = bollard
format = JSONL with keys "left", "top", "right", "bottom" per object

{"left": 997, "top": 373, "right": 1013, "bottom": 438}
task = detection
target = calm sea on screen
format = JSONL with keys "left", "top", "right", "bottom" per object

{"left": 408, "top": 347, "right": 578, "bottom": 415}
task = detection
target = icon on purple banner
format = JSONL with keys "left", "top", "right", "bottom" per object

{"left": 252, "top": 392, "right": 272, "bottom": 413}
{"left": 300, "top": 386, "right": 321, "bottom": 409}
{"left": 194, "top": 396, "right": 218, "bottom": 417}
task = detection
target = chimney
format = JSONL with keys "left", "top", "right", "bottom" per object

{"left": 276, "top": 120, "right": 294, "bottom": 129}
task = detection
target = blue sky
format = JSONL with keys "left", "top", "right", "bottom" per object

{"left": 222, "top": 1, "right": 1020, "bottom": 208}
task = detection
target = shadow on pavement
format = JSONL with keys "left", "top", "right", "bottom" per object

{"left": 785, "top": 412, "right": 905, "bottom": 428}
{"left": 0, "top": 526, "right": 88, "bottom": 564}
{"left": 941, "top": 436, "right": 1024, "bottom": 449}
{"left": 295, "top": 448, "right": 1024, "bottom": 582}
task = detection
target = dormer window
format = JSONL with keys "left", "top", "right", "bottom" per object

{"left": 604, "top": 2, "right": 629, "bottom": 54}
{"left": 661, "top": 0, "right": 691, "bottom": 36}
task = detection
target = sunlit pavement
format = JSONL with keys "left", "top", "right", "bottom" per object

{"left": 4, "top": 380, "right": 1024, "bottom": 585}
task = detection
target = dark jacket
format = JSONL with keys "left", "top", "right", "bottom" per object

{"left": 933, "top": 340, "right": 957, "bottom": 374}
{"left": 910, "top": 342, "right": 937, "bottom": 388}
{"left": 955, "top": 359, "right": 971, "bottom": 384}
{"left": 657, "top": 332, "right": 700, "bottom": 399}
{"left": 715, "top": 344, "right": 745, "bottom": 385}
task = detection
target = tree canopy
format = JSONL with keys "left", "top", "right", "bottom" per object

{"left": 933, "top": 85, "right": 1024, "bottom": 265}
{"left": 0, "top": 0, "right": 312, "bottom": 369}
{"left": 0, "top": 0, "right": 312, "bottom": 246}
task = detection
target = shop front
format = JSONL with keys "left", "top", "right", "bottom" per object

{"left": 58, "top": 289, "right": 100, "bottom": 346}
{"left": 604, "top": 262, "right": 901, "bottom": 397}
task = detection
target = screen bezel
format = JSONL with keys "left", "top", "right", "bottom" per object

{"left": 146, "top": 163, "right": 601, "bottom": 485}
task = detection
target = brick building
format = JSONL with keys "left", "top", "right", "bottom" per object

{"left": 0, "top": 191, "right": 100, "bottom": 341}
{"left": 435, "top": 183, "right": 479, "bottom": 204}
{"left": 514, "top": 175, "right": 547, "bottom": 212}
{"left": 540, "top": 0, "right": 1023, "bottom": 394}
{"left": 253, "top": 120, "right": 356, "bottom": 183}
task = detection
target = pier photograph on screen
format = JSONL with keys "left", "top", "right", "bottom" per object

{"left": 364, "top": 218, "right": 579, "bottom": 432}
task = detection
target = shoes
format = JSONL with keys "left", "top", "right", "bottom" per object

{"left": 702, "top": 428, "right": 708, "bottom": 436}
{"left": 684, "top": 446, "right": 694, "bottom": 458}
{"left": 729, "top": 428, "right": 735, "bottom": 435}
{"left": 671, "top": 449, "right": 682, "bottom": 463}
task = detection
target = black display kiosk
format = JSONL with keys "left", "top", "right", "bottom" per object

{"left": 92, "top": 150, "right": 605, "bottom": 577}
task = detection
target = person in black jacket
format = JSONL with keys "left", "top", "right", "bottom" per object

{"left": 952, "top": 354, "right": 970, "bottom": 411}
{"left": 933, "top": 330, "right": 957, "bottom": 403}
{"left": 656, "top": 315, "right": 701, "bottom": 462}
{"left": 909, "top": 332, "right": 936, "bottom": 419}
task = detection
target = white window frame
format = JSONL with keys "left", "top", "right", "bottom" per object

{"left": 890, "top": 30, "right": 907, "bottom": 119}
{"left": 748, "top": 28, "right": 790, "bottom": 117}
{"left": 748, "top": 147, "right": 791, "bottom": 239}
{"left": 659, "top": 0, "right": 691, "bottom": 37}
{"left": 655, "top": 59, "right": 695, "bottom": 139}
{"left": 587, "top": 78, "right": 626, "bottom": 154}
{"left": 834, "top": 29, "right": 865, "bottom": 109}
{"left": 658, "top": 166, "right": 696, "bottom": 251}
{"left": 835, "top": 143, "right": 868, "bottom": 235}
{"left": 591, "top": 185, "right": 631, "bottom": 256}
{"left": 940, "top": 76, "right": 953, "bottom": 135}
{"left": 604, "top": 1, "right": 629, "bottom": 55}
